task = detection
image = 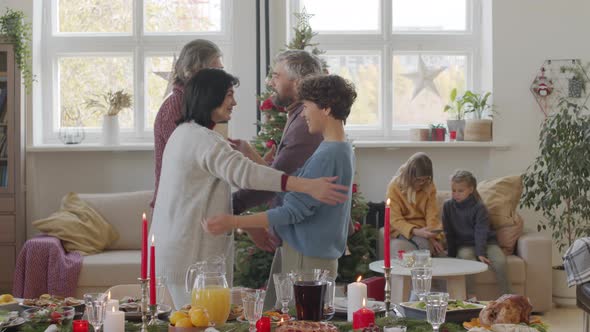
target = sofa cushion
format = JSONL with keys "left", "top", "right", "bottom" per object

{"left": 78, "top": 250, "right": 141, "bottom": 287}
{"left": 79, "top": 191, "right": 153, "bottom": 250}
{"left": 474, "top": 254, "right": 525, "bottom": 284}
{"left": 478, "top": 175, "right": 523, "bottom": 229}
{"left": 495, "top": 214, "right": 524, "bottom": 255}
{"left": 33, "top": 192, "right": 119, "bottom": 255}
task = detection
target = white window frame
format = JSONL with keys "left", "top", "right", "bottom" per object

{"left": 39, "top": 0, "right": 234, "bottom": 144}
{"left": 288, "top": 0, "right": 482, "bottom": 140}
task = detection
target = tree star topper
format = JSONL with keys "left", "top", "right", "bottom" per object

{"left": 402, "top": 56, "right": 447, "bottom": 100}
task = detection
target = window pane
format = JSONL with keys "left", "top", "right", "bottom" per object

{"left": 59, "top": 56, "right": 134, "bottom": 129}
{"left": 145, "top": 0, "right": 222, "bottom": 33}
{"left": 299, "top": 0, "right": 379, "bottom": 32}
{"left": 146, "top": 56, "right": 175, "bottom": 129}
{"left": 393, "top": 54, "right": 467, "bottom": 126}
{"left": 58, "top": 0, "right": 132, "bottom": 33}
{"left": 323, "top": 54, "right": 380, "bottom": 126}
{"left": 393, "top": 0, "right": 466, "bottom": 32}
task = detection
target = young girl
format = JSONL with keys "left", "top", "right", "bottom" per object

{"left": 442, "top": 170, "right": 512, "bottom": 297}
{"left": 385, "top": 152, "right": 444, "bottom": 255}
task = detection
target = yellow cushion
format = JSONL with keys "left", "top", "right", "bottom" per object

{"left": 478, "top": 175, "right": 523, "bottom": 229}
{"left": 33, "top": 192, "right": 119, "bottom": 255}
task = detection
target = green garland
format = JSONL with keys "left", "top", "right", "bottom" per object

{"left": 0, "top": 8, "right": 34, "bottom": 93}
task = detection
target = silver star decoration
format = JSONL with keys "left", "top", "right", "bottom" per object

{"left": 402, "top": 56, "right": 447, "bottom": 100}
{"left": 152, "top": 54, "right": 177, "bottom": 98}
{"left": 294, "top": 7, "right": 314, "bottom": 30}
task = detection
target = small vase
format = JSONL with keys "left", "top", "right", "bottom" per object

{"left": 446, "top": 119, "right": 465, "bottom": 141}
{"left": 102, "top": 114, "right": 120, "bottom": 145}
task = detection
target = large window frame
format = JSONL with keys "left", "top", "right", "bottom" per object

{"left": 39, "top": 0, "right": 234, "bottom": 144}
{"left": 288, "top": 0, "right": 482, "bottom": 140}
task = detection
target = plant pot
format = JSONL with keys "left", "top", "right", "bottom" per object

{"left": 102, "top": 114, "right": 120, "bottom": 145}
{"left": 552, "top": 266, "right": 576, "bottom": 307}
{"left": 431, "top": 128, "right": 446, "bottom": 141}
{"left": 446, "top": 119, "right": 465, "bottom": 141}
{"left": 464, "top": 119, "right": 492, "bottom": 141}
{"left": 409, "top": 128, "right": 430, "bottom": 141}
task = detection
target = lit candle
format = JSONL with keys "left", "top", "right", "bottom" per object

{"left": 150, "top": 235, "right": 156, "bottom": 305}
{"left": 103, "top": 307, "right": 125, "bottom": 332}
{"left": 141, "top": 212, "right": 148, "bottom": 279}
{"left": 353, "top": 298, "right": 375, "bottom": 330}
{"left": 384, "top": 199, "right": 391, "bottom": 268}
{"left": 106, "top": 291, "right": 119, "bottom": 312}
{"left": 72, "top": 320, "right": 89, "bottom": 332}
{"left": 347, "top": 276, "right": 367, "bottom": 322}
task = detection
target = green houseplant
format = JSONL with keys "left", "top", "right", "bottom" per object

{"left": 462, "top": 90, "right": 494, "bottom": 141}
{"left": 521, "top": 99, "right": 590, "bottom": 304}
{"left": 443, "top": 88, "right": 467, "bottom": 141}
{"left": 0, "top": 8, "right": 34, "bottom": 92}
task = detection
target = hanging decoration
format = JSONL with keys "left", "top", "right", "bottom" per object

{"left": 402, "top": 55, "right": 447, "bottom": 100}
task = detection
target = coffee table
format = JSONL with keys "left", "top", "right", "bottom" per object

{"left": 369, "top": 257, "right": 487, "bottom": 303}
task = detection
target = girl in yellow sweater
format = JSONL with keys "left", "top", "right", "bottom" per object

{"left": 386, "top": 152, "right": 445, "bottom": 255}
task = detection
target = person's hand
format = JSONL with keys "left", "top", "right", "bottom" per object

{"left": 412, "top": 227, "right": 437, "bottom": 239}
{"left": 430, "top": 238, "right": 445, "bottom": 255}
{"left": 228, "top": 138, "right": 254, "bottom": 156}
{"left": 202, "top": 214, "right": 234, "bottom": 235}
{"left": 478, "top": 256, "right": 492, "bottom": 265}
{"left": 246, "top": 228, "right": 279, "bottom": 252}
{"left": 263, "top": 144, "right": 276, "bottom": 164}
{"left": 305, "top": 176, "right": 349, "bottom": 205}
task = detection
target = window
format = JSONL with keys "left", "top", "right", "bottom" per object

{"left": 290, "top": 0, "right": 480, "bottom": 139}
{"left": 40, "top": 0, "right": 232, "bottom": 144}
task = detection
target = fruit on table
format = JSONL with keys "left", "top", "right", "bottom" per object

{"left": 175, "top": 317, "right": 193, "bottom": 328}
{"left": 169, "top": 311, "right": 188, "bottom": 326}
{"left": 0, "top": 294, "right": 15, "bottom": 304}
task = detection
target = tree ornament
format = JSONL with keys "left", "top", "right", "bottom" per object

{"left": 402, "top": 56, "right": 446, "bottom": 100}
{"left": 265, "top": 140, "right": 276, "bottom": 148}
{"left": 532, "top": 67, "right": 553, "bottom": 97}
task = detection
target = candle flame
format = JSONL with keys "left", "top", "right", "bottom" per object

{"left": 280, "top": 318, "right": 284, "bottom": 323}
{"left": 356, "top": 275, "right": 362, "bottom": 282}
{"left": 386, "top": 198, "right": 391, "bottom": 206}
{"left": 112, "top": 306, "right": 116, "bottom": 313}
{"left": 151, "top": 234, "right": 155, "bottom": 245}
{"left": 142, "top": 212, "right": 146, "bottom": 220}
{"left": 108, "top": 291, "right": 111, "bottom": 300}
{"left": 362, "top": 298, "right": 366, "bottom": 307}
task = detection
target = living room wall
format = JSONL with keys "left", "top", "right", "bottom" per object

{"left": 6, "top": 0, "right": 590, "bottom": 265}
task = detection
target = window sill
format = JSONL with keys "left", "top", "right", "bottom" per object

{"left": 352, "top": 140, "right": 510, "bottom": 150}
{"left": 27, "top": 143, "right": 154, "bottom": 152}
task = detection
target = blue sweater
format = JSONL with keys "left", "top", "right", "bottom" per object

{"left": 267, "top": 141, "right": 354, "bottom": 259}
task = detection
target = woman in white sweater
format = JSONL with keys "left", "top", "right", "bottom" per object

{"left": 150, "top": 69, "right": 348, "bottom": 308}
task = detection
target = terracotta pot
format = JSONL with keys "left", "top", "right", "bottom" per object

{"left": 464, "top": 119, "right": 492, "bottom": 141}
{"left": 431, "top": 128, "right": 446, "bottom": 141}
{"left": 409, "top": 128, "right": 431, "bottom": 141}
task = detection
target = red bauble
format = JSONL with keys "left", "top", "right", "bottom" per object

{"left": 256, "top": 316, "right": 271, "bottom": 332}
{"left": 352, "top": 184, "right": 358, "bottom": 193}
{"left": 354, "top": 222, "right": 362, "bottom": 232}
{"left": 260, "top": 98, "right": 274, "bottom": 111}
{"left": 266, "top": 140, "right": 276, "bottom": 148}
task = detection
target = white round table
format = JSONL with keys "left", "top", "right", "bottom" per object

{"left": 369, "top": 258, "right": 488, "bottom": 303}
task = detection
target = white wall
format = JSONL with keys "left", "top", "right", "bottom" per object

{"left": 13, "top": 0, "right": 590, "bottom": 264}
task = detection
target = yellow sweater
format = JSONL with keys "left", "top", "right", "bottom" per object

{"left": 386, "top": 182, "right": 441, "bottom": 239}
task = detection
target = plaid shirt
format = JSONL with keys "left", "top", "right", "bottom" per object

{"left": 563, "top": 237, "right": 590, "bottom": 287}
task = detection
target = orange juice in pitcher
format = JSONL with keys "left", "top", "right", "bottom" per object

{"left": 186, "top": 256, "right": 231, "bottom": 326}
{"left": 191, "top": 286, "right": 231, "bottom": 326}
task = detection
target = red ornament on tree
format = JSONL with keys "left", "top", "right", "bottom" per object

{"left": 266, "top": 140, "right": 276, "bottom": 148}
{"left": 260, "top": 98, "right": 274, "bottom": 111}
{"left": 354, "top": 221, "right": 362, "bottom": 232}
{"left": 352, "top": 184, "right": 358, "bottom": 193}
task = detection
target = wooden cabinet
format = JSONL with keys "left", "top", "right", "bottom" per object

{"left": 0, "top": 41, "right": 25, "bottom": 293}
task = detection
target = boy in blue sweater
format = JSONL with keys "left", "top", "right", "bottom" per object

{"left": 204, "top": 74, "right": 356, "bottom": 276}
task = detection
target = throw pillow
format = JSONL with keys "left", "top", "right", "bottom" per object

{"left": 478, "top": 175, "right": 523, "bottom": 229}
{"left": 33, "top": 192, "right": 119, "bottom": 255}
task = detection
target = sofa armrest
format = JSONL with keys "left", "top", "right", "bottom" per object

{"left": 516, "top": 231, "right": 553, "bottom": 312}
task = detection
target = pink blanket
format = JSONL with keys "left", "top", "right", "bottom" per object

{"left": 12, "top": 235, "right": 83, "bottom": 298}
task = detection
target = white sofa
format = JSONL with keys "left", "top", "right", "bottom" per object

{"left": 74, "top": 191, "right": 153, "bottom": 298}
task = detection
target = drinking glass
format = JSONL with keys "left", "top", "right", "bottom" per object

{"left": 241, "top": 289, "right": 265, "bottom": 332}
{"left": 323, "top": 276, "right": 336, "bottom": 321}
{"left": 402, "top": 251, "right": 415, "bottom": 267}
{"left": 84, "top": 293, "right": 107, "bottom": 332}
{"left": 156, "top": 275, "right": 167, "bottom": 308}
{"left": 414, "top": 249, "right": 432, "bottom": 268}
{"left": 426, "top": 292, "right": 449, "bottom": 332}
{"left": 273, "top": 273, "right": 293, "bottom": 314}
{"left": 410, "top": 267, "right": 432, "bottom": 301}
{"left": 290, "top": 270, "right": 329, "bottom": 321}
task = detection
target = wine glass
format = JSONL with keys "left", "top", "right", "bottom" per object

{"left": 323, "top": 276, "right": 336, "bottom": 321}
{"left": 156, "top": 275, "right": 167, "bottom": 308}
{"left": 273, "top": 273, "right": 293, "bottom": 314}
{"left": 410, "top": 267, "right": 432, "bottom": 301}
{"left": 84, "top": 293, "right": 107, "bottom": 332}
{"left": 425, "top": 292, "right": 449, "bottom": 332}
{"left": 241, "top": 289, "right": 265, "bottom": 332}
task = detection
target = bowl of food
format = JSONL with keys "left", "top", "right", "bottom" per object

{"left": 399, "top": 299, "right": 485, "bottom": 323}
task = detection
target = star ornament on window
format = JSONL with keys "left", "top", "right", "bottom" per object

{"left": 402, "top": 56, "right": 447, "bottom": 100}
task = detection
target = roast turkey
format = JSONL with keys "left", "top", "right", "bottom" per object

{"left": 478, "top": 294, "right": 533, "bottom": 326}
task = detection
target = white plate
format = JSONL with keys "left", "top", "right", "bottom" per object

{"left": 333, "top": 297, "right": 385, "bottom": 313}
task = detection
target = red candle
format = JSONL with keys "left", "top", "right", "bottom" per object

{"left": 150, "top": 235, "right": 156, "bottom": 305}
{"left": 141, "top": 212, "right": 148, "bottom": 279}
{"left": 384, "top": 199, "right": 391, "bottom": 268}
{"left": 73, "top": 320, "right": 89, "bottom": 332}
{"left": 352, "top": 299, "right": 375, "bottom": 329}
{"left": 256, "top": 316, "right": 271, "bottom": 332}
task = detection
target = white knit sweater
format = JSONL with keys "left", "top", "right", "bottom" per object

{"left": 150, "top": 123, "right": 283, "bottom": 308}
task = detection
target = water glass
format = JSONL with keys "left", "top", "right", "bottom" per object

{"left": 156, "top": 275, "right": 167, "bottom": 306}
{"left": 410, "top": 267, "right": 432, "bottom": 301}
{"left": 402, "top": 251, "right": 415, "bottom": 267}
{"left": 414, "top": 249, "right": 432, "bottom": 268}
{"left": 273, "top": 273, "right": 293, "bottom": 314}
{"left": 426, "top": 292, "right": 449, "bottom": 332}
{"left": 84, "top": 293, "right": 107, "bottom": 332}
{"left": 241, "top": 289, "right": 265, "bottom": 332}
{"left": 323, "top": 276, "right": 336, "bottom": 321}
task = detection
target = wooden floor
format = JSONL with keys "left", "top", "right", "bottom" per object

{"left": 540, "top": 305, "right": 584, "bottom": 331}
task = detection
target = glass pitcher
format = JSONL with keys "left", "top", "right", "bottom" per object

{"left": 185, "top": 256, "right": 230, "bottom": 326}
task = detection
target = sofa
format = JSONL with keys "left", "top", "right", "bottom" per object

{"left": 377, "top": 189, "right": 553, "bottom": 313}
{"left": 74, "top": 190, "right": 153, "bottom": 298}
{"left": 577, "top": 283, "right": 590, "bottom": 332}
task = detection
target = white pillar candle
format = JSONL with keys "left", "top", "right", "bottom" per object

{"left": 103, "top": 307, "right": 125, "bottom": 332}
{"left": 347, "top": 276, "right": 367, "bottom": 322}
{"left": 106, "top": 299, "right": 119, "bottom": 312}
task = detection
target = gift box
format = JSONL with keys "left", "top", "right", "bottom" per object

{"left": 360, "top": 276, "right": 385, "bottom": 301}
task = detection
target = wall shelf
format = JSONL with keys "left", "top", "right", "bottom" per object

{"left": 352, "top": 140, "right": 510, "bottom": 150}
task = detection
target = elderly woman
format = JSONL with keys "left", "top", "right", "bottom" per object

{"left": 151, "top": 39, "right": 224, "bottom": 208}
{"left": 150, "top": 69, "right": 348, "bottom": 308}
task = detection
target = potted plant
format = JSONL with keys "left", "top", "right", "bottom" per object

{"left": 462, "top": 90, "right": 493, "bottom": 141}
{"left": 520, "top": 99, "right": 590, "bottom": 306}
{"left": 429, "top": 123, "right": 446, "bottom": 141}
{"left": 0, "top": 8, "right": 34, "bottom": 92}
{"left": 84, "top": 89, "right": 132, "bottom": 145}
{"left": 443, "top": 88, "right": 467, "bottom": 141}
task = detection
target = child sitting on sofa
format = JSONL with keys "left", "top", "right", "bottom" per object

{"left": 442, "top": 169, "right": 512, "bottom": 297}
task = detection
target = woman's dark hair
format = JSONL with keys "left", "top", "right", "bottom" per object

{"left": 178, "top": 68, "right": 239, "bottom": 127}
